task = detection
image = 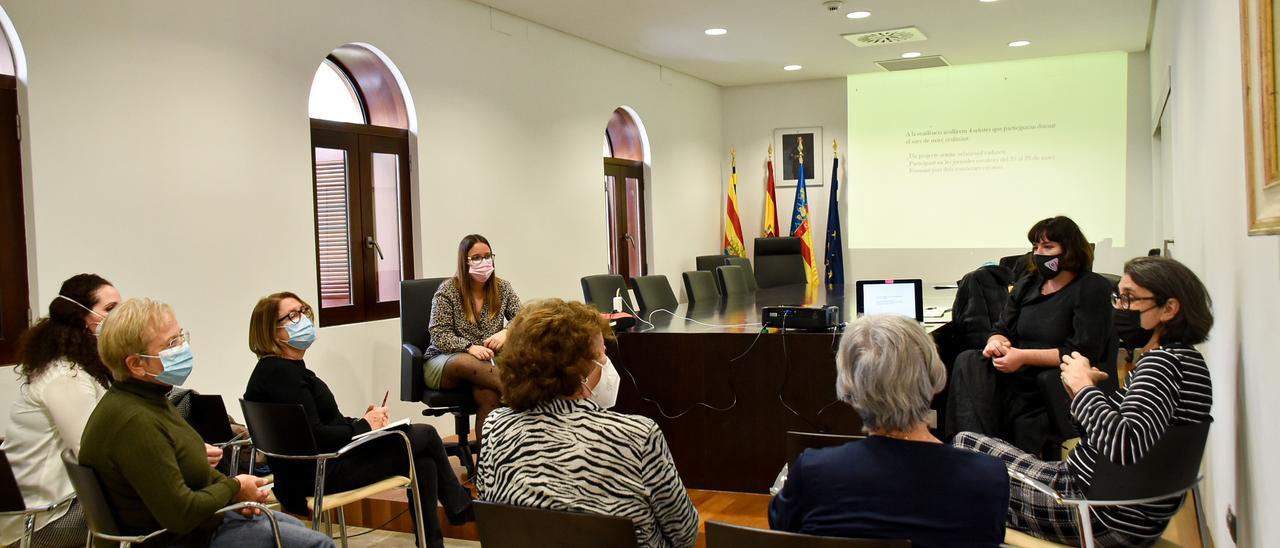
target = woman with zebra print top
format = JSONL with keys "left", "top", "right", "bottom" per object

{"left": 955, "top": 256, "right": 1215, "bottom": 547}
{"left": 477, "top": 299, "right": 698, "bottom": 548}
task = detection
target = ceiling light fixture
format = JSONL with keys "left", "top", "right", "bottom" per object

{"left": 705, "top": 28, "right": 727, "bottom": 36}
{"left": 979, "top": 0, "right": 999, "bottom": 3}
{"left": 1008, "top": 40, "right": 1031, "bottom": 47}
{"left": 901, "top": 51, "right": 922, "bottom": 58}
{"left": 783, "top": 65, "right": 803, "bottom": 71}
{"left": 846, "top": 11, "right": 871, "bottom": 19}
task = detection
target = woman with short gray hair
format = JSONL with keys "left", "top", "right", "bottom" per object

{"left": 770, "top": 314, "right": 1010, "bottom": 547}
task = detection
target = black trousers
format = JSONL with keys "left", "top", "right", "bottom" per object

{"left": 276, "top": 424, "right": 471, "bottom": 548}
{"left": 945, "top": 349, "right": 1052, "bottom": 454}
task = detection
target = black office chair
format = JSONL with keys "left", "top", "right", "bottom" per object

{"left": 754, "top": 237, "right": 807, "bottom": 288}
{"left": 184, "top": 394, "right": 254, "bottom": 475}
{"left": 1009, "top": 421, "right": 1212, "bottom": 548}
{"left": 784, "top": 431, "right": 864, "bottom": 465}
{"left": 62, "top": 449, "right": 281, "bottom": 548}
{"left": 716, "top": 265, "right": 753, "bottom": 297}
{"left": 705, "top": 521, "right": 909, "bottom": 547}
{"left": 725, "top": 256, "right": 759, "bottom": 291}
{"left": 0, "top": 449, "right": 75, "bottom": 548}
{"left": 239, "top": 400, "right": 426, "bottom": 547}
{"left": 630, "top": 275, "right": 678, "bottom": 312}
{"left": 682, "top": 271, "right": 720, "bottom": 303}
{"left": 581, "top": 274, "right": 635, "bottom": 313}
{"left": 473, "top": 501, "right": 640, "bottom": 548}
{"left": 695, "top": 254, "right": 726, "bottom": 272}
{"left": 400, "top": 277, "right": 479, "bottom": 478}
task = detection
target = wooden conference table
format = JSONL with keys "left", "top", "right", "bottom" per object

{"left": 608, "top": 283, "right": 954, "bottom": 494}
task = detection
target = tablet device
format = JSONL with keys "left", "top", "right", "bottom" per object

{"left": 855, "top": 279, "right": 924, "bottom": 322}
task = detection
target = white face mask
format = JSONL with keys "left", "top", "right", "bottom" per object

{"left": 585, "top": 358, "right": 621, "bottom": 409}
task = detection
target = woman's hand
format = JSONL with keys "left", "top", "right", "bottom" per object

{"left": 483, "top": 329, "right": 508, "bottom": 351}
{"left": 468, "top": 344, "right": 495, "bottom": 361}
{"left": 983, "top": 335, "right": 1012, "bottom": 358}
{"left": 232, "top": 475, "right": 270, "bottom": 515}
{"left": 364, "top": 404, "right": 390, "bottom": 429}
{"left": 992, "top": 347, "right": 1026, "bottom": 373}
{"left": 204, "top": 443, "right": 223, "bottom": 467}
{"left": 1060, "top": 351, "right": 1110, "bottom": 398}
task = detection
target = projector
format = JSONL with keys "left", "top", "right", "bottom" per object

{"left": 761, "top": 305, "right": 840, "bottom": 331}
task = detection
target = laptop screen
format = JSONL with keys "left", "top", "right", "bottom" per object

{"left": 855, "top": 279, "right": 924, "bottom": 322}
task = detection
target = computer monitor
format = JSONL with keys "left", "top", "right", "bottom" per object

{"left": 855, "top": 279, "right": 924, "bottom": 322}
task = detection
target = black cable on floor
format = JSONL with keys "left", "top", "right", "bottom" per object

{"left": 334, "top": 507, "right": 409, "bottom": 540}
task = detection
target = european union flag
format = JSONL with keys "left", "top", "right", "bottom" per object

{"left": 824, "top": 157, "right": 844, "bottom": 289}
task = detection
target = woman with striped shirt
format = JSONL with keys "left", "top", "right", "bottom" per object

{"left": 477, "top": 298, "right": 699, "bottom": 548}
{"left": 955, "top": 256, "right": 1214, "bottom": 547}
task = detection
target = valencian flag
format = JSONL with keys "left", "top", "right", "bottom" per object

{"left": 790, "top": 140, "right": 820, "bottom": 286}
{"left": 762, "top": 146, "right": 780, "bottom": 237}
{"left": 824, "top": 148, "right": 844, "bottom": 289}
{"left": 723, "top": 151, "right": 746, "bottom": 257}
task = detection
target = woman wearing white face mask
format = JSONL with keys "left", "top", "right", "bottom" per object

{"left": 0, "top": 273, "right": 118, "bottom": 547}
{"left": 243, "top": 292, "right": 474, "bottom": 548}
{"left": 477, "top": 299, "right": 698, "bottom": 548}
{"left": 423, "top": 233, "right": 521, "bottom": 441}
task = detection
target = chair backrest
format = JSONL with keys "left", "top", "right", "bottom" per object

{"left": 682, "top": 271, "right": 720, "bottom": 303}
{"left": 239, "top": 399, "right": 320, "bottom": 456}
{"left": 0, "top": 450, "right": 26, "bottom": 512}
{"left": 695, "top": 254, "right": 726, "bottom": 272}
{"left": 187, "top": 394, "right": 237, "bottom": 444}
{"left": 581, "top": 274, "right": 635, "bottom": 313}
{"left": 717, "top": 265, "right": 752, "bottom": 296}
{"left": 705, "top": 521, "right": 909, "bottom": 548}
{"left": 630, "top": 275, "right": 678, "bottom": 311}
{"left": 473, "top": 501, "right": 640, "bottom": 548}
{"left": 401, "top": 277, "right": 449, "bottom": 350}
{"left": 753, "top": 237, "right": 807, "bottom": 288}
{"left": 725, "top": 256, "right": 758, "bottom": 291}
{"left": 1085, "top": 421, "right": 1212, "bottom": 501}
{"left": 784, "top": 431, "right": 864, "bottom": 465}
{"left": 61, "top": 449, "right": 124, "bottom": 536}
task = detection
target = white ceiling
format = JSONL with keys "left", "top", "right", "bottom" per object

{"left": 474, "top": 0, "right": 1154, "bottom": 87}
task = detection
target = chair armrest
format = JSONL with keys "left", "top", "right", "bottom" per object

{"left": 1009, "top": 470, "right": 1066, "bottom": 504}
{"left": 401, "top": 343, "right": 425, "bottom": 402}
{"left": 337, "top": 429, "right": 413, "bottom": 459}
{"left": 216, "top": 502, "right": 281, "bottom": 548}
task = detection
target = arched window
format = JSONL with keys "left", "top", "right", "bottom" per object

{"left": 309, "top": 44, "right": 415, "bottom": 326}
{"left": 0, "top": 13, "right": 25, "bottom": 363}
{"left": 603, "top": 107, "right": 649, "bottom": 280}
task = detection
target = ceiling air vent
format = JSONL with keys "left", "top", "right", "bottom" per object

{"left": 842, "top": 26, "right": 928, "bottom": 47}
{"left": 876, "top": 55, "right": 949, "bottom": 71}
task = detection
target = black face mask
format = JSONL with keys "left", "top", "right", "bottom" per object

{"left": 1113, "top": 307, "right": 1155, "bottom": 348}
{"left": 1033, "top": 253, "right": 1062, "bottom": 280}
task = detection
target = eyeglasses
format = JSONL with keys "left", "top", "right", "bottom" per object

{"left": 144, "top": 329, "right": 190, "bottom": 355}
{"left": 1111, "top": 291, "right": 1158, "bottom": 310}
{"left": 278, "top": 305, "right": 312, "bottom": 326}
{"left": 466, "top": 253, "right": 496, "bottom": 265}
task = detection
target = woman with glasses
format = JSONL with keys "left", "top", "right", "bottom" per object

{"left": 243, "top": 292, "right": 473, "bottom": 548}
{"left": 423, "top": 234, "right": 521, "bottom": 441}
{"left": 0, "top": 274, "right": 118, "bottom": 547}
{"left": 947, "top": 216, "right": 1114, "bottom": 454}
{"left": 955, "top": 256, "right": 1214, "bottom": 546}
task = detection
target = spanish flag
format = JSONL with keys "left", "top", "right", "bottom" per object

{"left": 790, "top": 161, "right": 820, "bottom": 286}
{"left": 763, "top": 157, "right": 780, "bottom": 238}
{"left": 723, "top": 165, "right": 746, "bottom": 257}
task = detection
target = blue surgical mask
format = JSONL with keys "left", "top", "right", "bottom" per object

{"left": 138, "top": 343, "right": 195, "bottom": 386}
{"left": 281, "top": 316, "right": 316, "bottom": 350}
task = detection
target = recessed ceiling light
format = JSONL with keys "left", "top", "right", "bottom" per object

{"left": 901, "top": 51, "right": 922, "bottom": 59}
{"left": 1008, "top": 40, "right": 1031, "bottom": 47}
{"left": 704, "top": 28, "right": 727, "bottom": 36}
{"left": 979, "top": 0, "right": 999, "bottom": 3}
{"left": 783, "top": 65, "right": 803, "bottom": 71}
{"left": 846, "top": 11, "right": 871, "bottom": 19}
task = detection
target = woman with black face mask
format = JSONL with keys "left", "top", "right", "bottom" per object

{"left": 954, "top": 256, "right": 1213, "bottom": 547}
{"left": 947, "top": 216, "right": 1113, "bottom": 454}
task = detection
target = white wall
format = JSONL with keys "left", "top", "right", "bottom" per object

{"left": 721, "top": 56, "right": 1155, "bottom": 285}
{"left": 0, "top": 0, "right": 722, "bottom": 431}
{"left": 1148, "top": 1, "right": 1280, "bottom": 544}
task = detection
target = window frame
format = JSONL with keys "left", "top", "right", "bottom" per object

{"left": 0, "top": 74, "right": 26, "bottom": 363}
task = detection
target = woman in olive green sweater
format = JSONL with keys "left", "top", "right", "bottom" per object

{"left": 78, "top": 298, "right": 332, "bottom": 547}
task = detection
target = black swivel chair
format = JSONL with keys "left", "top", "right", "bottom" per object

{"left": 0, "top": 449, "right": 75, "bottom": 548}
{"left": 400, "top": 277, "right": 479, "bottom": 478}
{"left": 682, "top": 271, "right": 720, "bottom": 304}
{"left": 754, "top": 237, "right": 807, "bottom": 288}
{"left": 695, "top": 254, "right": 726, "bottom": 273}
{"left": 630, "top": 275, "right": 678, "bottom": 312}
{"left": 784, "top": 431, "right": 864, "bottom": 466}
{"left": 474, "top": 501, "right": 640, "bottom": 548}
{"left": 705, "top": 521, "right": 909, "bottom": 548}
{"left": 716, "top": 265, "right": 753, "bottom": 297}
{"left": 581, "top": 274, "right": 635, "bottom": 313}
{"left": 724, "top": 256, "right": 758, "bottom": 291}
